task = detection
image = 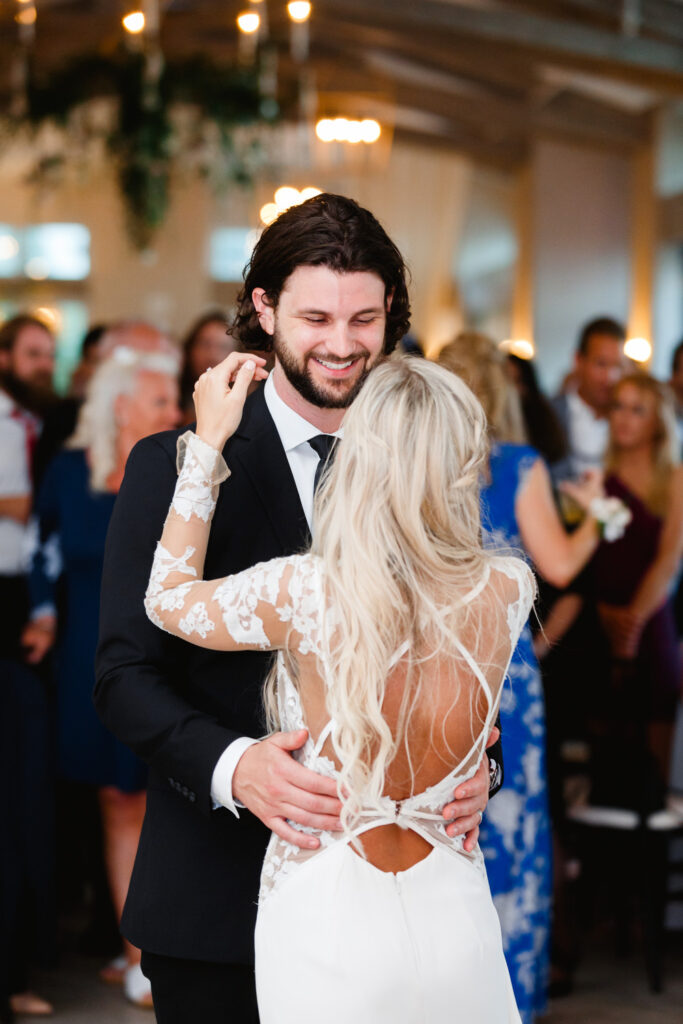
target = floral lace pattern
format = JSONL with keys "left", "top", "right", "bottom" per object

{"left": 172, "top": 430, "right": 230, "bottom": 523}
{"left": 179, "top": 602, "right": 215, "bottom": 639}
{"left": 145, "top": 543, "right": 198, "bottom": 630}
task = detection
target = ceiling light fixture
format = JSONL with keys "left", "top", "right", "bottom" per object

{"left": 122, "top": 11, "right": 145, "bottom": 34}
{"left": 624, "top": 337, "right": 652, "bottom": 363}
{"left": 287, "top": 1, "right": 312, "bottom": 22}
{"left": 260, "top": 186, "right": 322, "bottom": 225}
{"left": 237, "top": 11, "right": 260, "bottom": 33}
{"left": 499, "top": 339, "right": 535, "bottom": 360}
{"left": 315, "top": 117, "right": 381, "bottom": 144}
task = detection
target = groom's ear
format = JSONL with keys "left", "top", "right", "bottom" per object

{"left": 252, "top": 288, "right": 275, "bottom": 337}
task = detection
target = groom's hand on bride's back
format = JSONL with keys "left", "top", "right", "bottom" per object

{"left": 441, "top": 726, "right": 500, "bottom": 853}
{"left": 233, "top": 729, "right": 343, "bottom": 849}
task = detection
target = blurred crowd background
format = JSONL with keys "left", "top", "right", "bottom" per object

{"left": 2, "top": 0, "right": 683, "bottom": 1021}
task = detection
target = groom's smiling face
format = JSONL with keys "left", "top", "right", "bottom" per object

{"left": 252, "top": 265, "right": 389, "bottom": 410}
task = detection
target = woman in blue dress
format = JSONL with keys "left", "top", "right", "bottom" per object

{"left": 439, "top": 333, "right": 621, "bottom": 1022}
{"left": 24, "top": 345, "right": 180, "bottom": 1006}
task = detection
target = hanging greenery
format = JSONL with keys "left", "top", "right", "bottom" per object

{"left": 11, "top": 50, "right": 279, "bottom": 248}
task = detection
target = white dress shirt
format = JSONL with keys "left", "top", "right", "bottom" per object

{"left": 0, "top": 390, "right": 32, "bottom": 576}
{"left": 210, "top": 373, "right": 343, "bottom": 815}
{"left": 565, "top": 390, "right": 609, "bottom": 478}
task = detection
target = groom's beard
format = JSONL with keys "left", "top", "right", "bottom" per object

{"left": 272, "top": 325, "right": 377, "bottom": 411}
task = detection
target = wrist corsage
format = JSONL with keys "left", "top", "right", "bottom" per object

{"left": 588, "top": 496, "right": 632, "bottom": 542}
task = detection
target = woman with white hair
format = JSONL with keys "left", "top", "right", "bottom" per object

{"left": 23, "top": 346, "right": 179, "bottom": 1007}
{"left": 144, "top": 350, "right": 535, "bottom": 1022}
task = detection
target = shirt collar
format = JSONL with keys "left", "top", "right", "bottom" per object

{"left": 567, "top": 389, "right": 603, "bottom": 424}
{"left": 264, "top": 371, "right": 343, "bottom": 452}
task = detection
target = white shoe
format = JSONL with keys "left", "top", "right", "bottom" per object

{"left": 99, "top": 954, "right": 127, "bottom": 985}
{"left": 123, "top": 963, "right": 154, "bottom": 1008}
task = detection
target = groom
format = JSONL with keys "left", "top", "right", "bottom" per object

{"left": 95, "top": 193, "right": 501, "bottom": 1022}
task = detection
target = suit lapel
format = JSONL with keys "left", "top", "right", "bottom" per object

{"left": 226, "top": 387, "right": 311, "bottom": 554}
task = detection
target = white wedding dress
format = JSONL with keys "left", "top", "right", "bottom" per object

{"left": 145, "top": 433, "right": 533, "bottom": 1024}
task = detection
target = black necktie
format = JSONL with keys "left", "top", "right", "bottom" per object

{"left": 308, "top": 434, "right": 339, "bottom": 495}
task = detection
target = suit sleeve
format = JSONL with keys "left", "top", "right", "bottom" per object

{"left": 94, "top": 435, "right": 242, "bottom": 816}
{"left": 488, "top": 727, "right": 504, "bottom": 797}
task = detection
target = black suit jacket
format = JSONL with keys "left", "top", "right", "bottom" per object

{"left": 95, "top": 387, "right": 311, "bottom": 963}
{"left": 95, "top": 385, "right": 504, "bottom": 965}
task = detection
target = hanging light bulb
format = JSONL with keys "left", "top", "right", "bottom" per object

{"left": 274, "top": 186, "right": 301, "bottom": 210}
{"left": 15, "top": 5, "right": 36, "bottom": 26}
{"left": 123, "top": 10, "right": 146, "bottom": 33}
{"left": 287, "top": 1, "right": 312, "bottom": 21}
{"left": 261, "top": 186, "right": 322, "bottom": 225}
{"left": 287, "top": 1, "right": 311, "bottom": 61}
{"left": 315, "top": 117, "right": 382, "bottom": 144}
{"left": 360, "top": 119, "right": 381, "bottom": 143}
{"left": 624, "top": 337, "right": 652, "bottom": 363}
{"left": 237, "top": 11, "right": 261, "bottom": 33}
{"left": 499, "top": 339, "right": 535, "bottom": 360}
{"left": 259, "top": 203, "right": 280, "bottom": 226}
{"left": 237, "top": 9, "right": 261, "bottom": 62}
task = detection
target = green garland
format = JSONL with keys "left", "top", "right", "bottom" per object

{"left": 13, "top": 50, "right": 278, "bottom": 248}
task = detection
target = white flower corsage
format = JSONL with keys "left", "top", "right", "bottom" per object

{"left": 588, "top": 496, "right": 632, "bottom": 542}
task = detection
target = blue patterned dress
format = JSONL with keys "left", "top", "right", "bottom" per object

{"left": 479, "top": 443, "right": 552, "bottom": 1024}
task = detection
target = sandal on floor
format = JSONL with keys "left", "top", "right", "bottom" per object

{"left": 9, "top": 992, "right": 54, "bottom": 1016}
{"left": 123, "top": 964, "right": 154, "bottom": 1009}
{"left": 99, "top": 954, "right": 127, "bottom": 985}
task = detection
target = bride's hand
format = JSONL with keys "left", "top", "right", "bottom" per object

{"left": 194, "top": 352, "right": 269, "bottom": 450}
{"left": 557, "top": 467, "right": 604, "bottom": 513}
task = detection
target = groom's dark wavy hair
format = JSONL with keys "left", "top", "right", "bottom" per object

{"left": 231, "top": 193, "right": 411, "bottom": 353}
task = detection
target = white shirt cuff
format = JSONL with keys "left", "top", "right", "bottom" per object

{"left": 31, "top": 603, "right": 57, "bottom": 621}
{"left": 210, "top": 736, "right": 260, "bottom": 817}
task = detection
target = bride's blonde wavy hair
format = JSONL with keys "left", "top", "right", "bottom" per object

{"left": 266, "top": 356, "right": 493, "bottom": 828}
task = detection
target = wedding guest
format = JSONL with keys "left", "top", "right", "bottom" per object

{"left": 0, "top": 386, "right": 32, "bottom": 654}
{"left": 178, "top": 311, "right": 240, "bottom": 424}
{"left": 69, "top": 324, "right": 108, "bottom": 400}
{"left": 551, "top": 317, "right": 626, "bottom": 479}
{"left": 33, "top": 324, "right": 108, "bottom": 486}
{"left": 669, "top": 339, "right": 683, "bottom": 447}
{"left": 439, "top": 331, "right": 613, "bottom": 1023}
{"left": 22, "top": 348, "right": 180, "bottom": 1007}
{"left": 589, "top": 374, "right": 683, "bottom": 790}
{"left": 0, "top": 388, "right": 54, "bottom": 1020}
{"left": 507, "top": 354, "right": 568, "bottom": 466}
{"left": 0, "top": 315, "right": 56, "bottom": 450}
{"left": 99, "top": 319, "right": 177, "bottom": 360}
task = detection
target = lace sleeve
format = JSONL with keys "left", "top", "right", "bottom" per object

{"left": 144, "top": 431, "right": 323, "bottom": 654}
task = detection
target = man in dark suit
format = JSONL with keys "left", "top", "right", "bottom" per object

{"left": 95, "top": 194, "right": 501, "bottom": 1022}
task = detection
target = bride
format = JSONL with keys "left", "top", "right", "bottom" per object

{"left": 144, "top": 350, "right": 534, "bottom": 1022}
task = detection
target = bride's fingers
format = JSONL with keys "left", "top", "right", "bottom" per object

{"left": 227, "top": 359, "right": 256, "bottom": 405}
{"left": 219, "top": 350, "right": 267, "bottom": 379}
